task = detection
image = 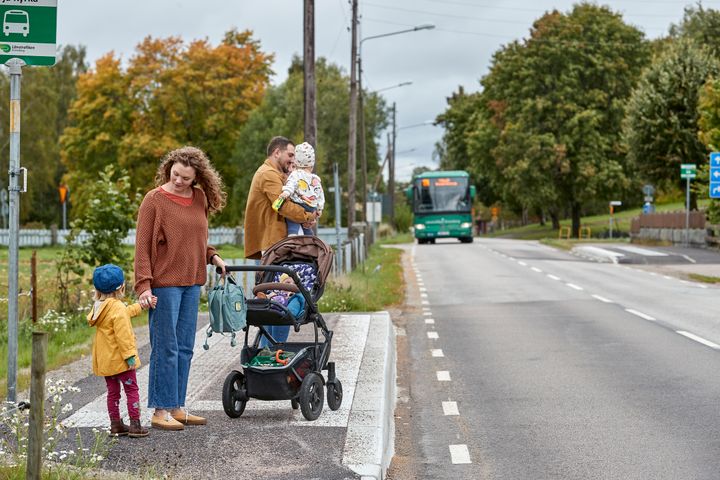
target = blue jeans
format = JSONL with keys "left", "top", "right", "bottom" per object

{"left": 286, "top": 202, "right": 316, "bottom": 236}
{"left": 147, "top": 285, "right": 200, "bottom": 409}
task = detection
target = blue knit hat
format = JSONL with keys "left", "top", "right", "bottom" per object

{"left": 93, "top": 264, "right": 124, "bottom": 294}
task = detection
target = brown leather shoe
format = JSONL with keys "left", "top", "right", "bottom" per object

{"left": 151, "top": 413, "right": 184, "bottom": 431}
{"left": 171, "top": 411, "right": 207, "bottom": 426}
{"left": 128, "top": 419, "right": 149, "bottom": 438}
{"left": 109, "top": 419, "right": 128, "bottom": 437}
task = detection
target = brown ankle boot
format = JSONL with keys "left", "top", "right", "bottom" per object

{"left": 109, "top": 419, "right": 128, "bottom": 437}
{"left": 128, "top": 418, "right": 149, "bottom": 438}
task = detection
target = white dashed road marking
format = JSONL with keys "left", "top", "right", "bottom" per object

{"left": 676, "top": 331, "right": 720, "bottom": 349}
{"left": 547, "top": 274, "right": 561, "bottom": 281}
{"left": 566, "top": 283, "right": 583, "bottom": 291}
{"left": 436, "top": 371, "right": 451, "bottom": 381}
{"left": 591, "top": 294, "right": 613, "bottom": 303}
{"left": 531, "top": 267, "right": 542, "bottom": 273}
{"left": 431, "top": 349, "right": 444, "bottom": 357}
{"left": 625, "top": 309, "right": 656, "bottom": 321}
{"left": 427, "top": 332, "right": 439, "bottom": 339}
{"left": 449, "top": 444, "right": 472, "bottom": 464}
{"left": 442, "top": 401, "right": 459, "bottom": 416}
{"left": 425, "top": 318, "right": 435, "bottom": 324}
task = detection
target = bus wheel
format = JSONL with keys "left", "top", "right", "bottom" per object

{"left": 460, "top": 237, "right": 473, "bottom": 243}
{"left": 429, "top": 238, "right": 436, "bottom": 244}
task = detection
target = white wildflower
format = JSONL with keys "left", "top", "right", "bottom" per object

{"left": 61, "top": 403, "right": 73, "bottom": 414}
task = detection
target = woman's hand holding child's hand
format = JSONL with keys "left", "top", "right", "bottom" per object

{"left": 139, "top": 295, "right": 158, "bottom": 310}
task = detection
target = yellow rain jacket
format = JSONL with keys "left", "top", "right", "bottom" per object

{"left": 87, "top": 298, "right": 142, "bottom": 377}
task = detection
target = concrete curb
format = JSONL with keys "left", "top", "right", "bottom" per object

{"left": 343, "top": 312, "right": 397, "bottom": 480}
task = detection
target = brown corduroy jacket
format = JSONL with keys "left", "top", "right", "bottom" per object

{"left": 244, "top": 159, "right": 315, "bottom": 259}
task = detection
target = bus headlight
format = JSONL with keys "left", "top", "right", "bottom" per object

{"left": 415, "top": 224, "right": 425, "bottom": 230}
{"left": 460, "top": 222, "right": 472, "bottom": 229}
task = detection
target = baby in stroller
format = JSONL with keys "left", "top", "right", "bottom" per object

{"left": 221, "top": 235, "right": 342, "bottom": 421}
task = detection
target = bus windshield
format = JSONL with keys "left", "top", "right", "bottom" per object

{"left": 413, "top": 176, "right": 470, "bottom": 213}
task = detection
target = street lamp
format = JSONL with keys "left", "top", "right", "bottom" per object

{"left": 373, "top": 81, "right": 413, "bottom": 93}
{"left": 356, "top": 23, "right": 434, "bottom": 226}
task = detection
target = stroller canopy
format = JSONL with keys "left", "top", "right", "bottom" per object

{"left": 258, "top": 235, "right": 334, "bottom": 289}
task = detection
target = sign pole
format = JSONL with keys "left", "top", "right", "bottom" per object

{"left": 685, "top": 176, "right": 690, "bottom": 247}
{"left": 6, "top": 57, "right": 24, "bottom": 403}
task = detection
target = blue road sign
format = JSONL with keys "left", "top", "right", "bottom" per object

{"left": 711, "top": 152, "right": 720, "bottom": 167}
{"left": 711, "top": 182, "right": 720, "bottom": 199}
{"left": 711, "top": 152, "right": 720, "bottom": 198}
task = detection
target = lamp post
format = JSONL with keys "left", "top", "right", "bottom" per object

{"left": 356, "top": 23, "right": 434, "bottom": 227}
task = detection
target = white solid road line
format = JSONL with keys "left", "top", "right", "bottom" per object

{"left": 449, "top": 444, "right": 472, "bottom": 464}
{"left": 442, "top": 401, "right": 459, "bottom": 416}
{"left": 547, "top": 274, "right": 561, "bottom": 281}
{"left": 566, "top": 283, "right": 583, "bottom": 291}
{"left": 436, "top": 371, "right": 451, "bottom": 381}
{"left": 676, "top": 331, "right": 720, "bottom": 349}
{"left": 427, "top": 332, "right": 439, "bottom": 339}
{"left": 431, "top": 349, "right": 444, "bottom": 357}
{"left": 625, "top": 308, "right": 656, "bottom": 321}
{"left": 591, "top": 294, "right": 613, "bottom": 303}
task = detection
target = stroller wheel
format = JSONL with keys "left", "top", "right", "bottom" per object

{"left": 291, "top": 398, "right": 300, "bottom": 410}
{"left": 326, "top": 379, "right": 343, "bottom": 411}
{"left": 222, "top": 370, "right": 247, "bottom": 418}
{"left": 299, "top": 372, "right": 324, "bottom": 421}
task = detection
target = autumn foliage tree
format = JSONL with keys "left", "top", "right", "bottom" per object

{"left": 60, "top": 30, "right": 273, "bottom": 224}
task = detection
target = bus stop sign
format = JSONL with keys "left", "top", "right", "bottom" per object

{"left": 0, "top": 0, "right": 57, "bottom": 67}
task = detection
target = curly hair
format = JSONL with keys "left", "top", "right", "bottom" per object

{"left": 155, "top": 146, "right": 227, "bottom": 214}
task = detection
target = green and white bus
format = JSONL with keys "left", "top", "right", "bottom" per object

{"left": 406, "top": 170, "right": 475, "bottom": 244}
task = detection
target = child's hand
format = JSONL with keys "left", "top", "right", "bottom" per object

{"left": 126, "top": 356, "right": 137, "bottom": 370}
{"left": 149, "top": 296, "right": 158, "bottom": 309}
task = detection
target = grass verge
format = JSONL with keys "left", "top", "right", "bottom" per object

{"left": 318, "top": 244, "right": 404, "bottom": 312}
{"left": 688, "top": 273, "right": 720, "bottom": 284}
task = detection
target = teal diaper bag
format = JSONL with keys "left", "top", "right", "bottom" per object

{"left": 204, "top": 275, "right": 247, "bottom": 349}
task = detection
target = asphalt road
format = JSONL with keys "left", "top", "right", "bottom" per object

{"left": 391, "top": 238, "right": 720, "bottom": 479}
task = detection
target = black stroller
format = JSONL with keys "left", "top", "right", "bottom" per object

{"left": 220, "top": 235, "right": 342, "bottom": 421}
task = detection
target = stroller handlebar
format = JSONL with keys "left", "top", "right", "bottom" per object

{"left": 217, "top": 265, "right": 316, "bottom": 310}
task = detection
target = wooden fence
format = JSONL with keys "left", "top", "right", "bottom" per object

{"left": 630, "top": 211, "right": 706, "bottom": 233}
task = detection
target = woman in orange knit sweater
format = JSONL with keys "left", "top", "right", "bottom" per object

{"left": 134, "top": 146, "right": 227, "bottom": 431}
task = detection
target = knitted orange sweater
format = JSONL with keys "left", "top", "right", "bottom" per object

{"left": 134, "top": 187, "right": 217, "bottom": 295}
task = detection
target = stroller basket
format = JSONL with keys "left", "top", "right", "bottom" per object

{"left": 243, "top": 344, "right": 316, "bottom": 401}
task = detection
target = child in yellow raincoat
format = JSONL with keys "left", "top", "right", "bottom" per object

{"left": 88, "top": 264, "right": 156, "bottom": 438}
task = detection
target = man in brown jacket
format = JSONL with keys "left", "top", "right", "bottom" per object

{"left": 244, "top": 136, "right": 317, "bottom": 259}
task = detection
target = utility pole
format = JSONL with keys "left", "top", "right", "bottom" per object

{"left": 303, "top": 0, "right": 317, "bottom": 148}
{"left": 347, "top": 0, "right": 358, "bottom": 235}
{"left": 389, "top": 102, "right": 396, "bottom": 227}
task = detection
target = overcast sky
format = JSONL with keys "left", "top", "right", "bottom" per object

{"left": 56, "top": 0, "right": 720, "bottom": 181}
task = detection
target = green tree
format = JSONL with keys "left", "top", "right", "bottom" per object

{"left": 56, "top": 166, "right": 139, "bottom": 311}
{"left": 670, "top": 4, "right": 720, "bottom": 55}
{"left": 0, "top": 45, "right": 87, "bottom": 226}
{"left": 624, "top": 38, "right": 718, "bottom": 210}
{"left": 230, "top": 56, "right": 388, "bottom": 226}
{"left": 473, "top": 4, "right": 650, "bottom": 235}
